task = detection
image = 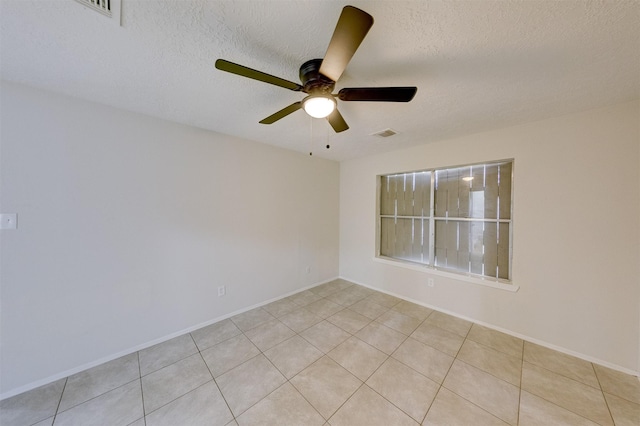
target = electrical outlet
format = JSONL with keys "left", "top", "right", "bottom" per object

{"left": 427, "top": 278, "right": 435, "bottom": 287}
{"left": 217, "top": 286, "right": 226, "bottom": 297}
{"left": 0, "top": 213, "right": 17, "bottom": 230}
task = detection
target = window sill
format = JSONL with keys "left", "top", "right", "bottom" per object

{"left": 373, "top": 256, "right": 520, "bottom": 292}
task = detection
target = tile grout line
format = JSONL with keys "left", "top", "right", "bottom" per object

{"left": 521, "top": 342, "right": 604, "bottom": 391}
{"left": 427, "top": 319, "right": 461, "bottom": 422}
{"left": 235, "top": 289, "right": 350, "bottom": 422}
{"left": 321, "top": 299, "right": 440, "bottom": 424}
{"left": 519, "top": 388, "right": 611, "bottom": 426}
{"left": 144, "top": 326, "right": 238, "bottom": 421}
{"left": 139, "top": 351, "right": 199, "bottom": 379}
{"left": 139, "top": 334, "right": 227, "bottom": 421}
{"left": 192, "top": 321, "right": 244, "bottom": 353}
{"left": 137, "top": 351, "right": 146, "bottom": 426}
{"left": 359, "top": 349, "right": 436, "bottom": 424}
{"left": 51, "top": 376, "right": 141, "bottom": 417}
{"left": 516, "top": 337, "right": 524, "bottom": 425}
{"left": 325, "top": 381, "right": 367, "bottom": 423}
{"left": 520, "top": 350, "right": 615, "bottom": 425}
{"left": 143, "top": 379, "right": 218, "bottom": 420}
{"left": 259, "top": 353, "right": 326, "bottom": 422}
{"left": 427, "top": 318, "right": 520, "bottom": 425}
{"left": 258, "top": 332, "right": 325, "bottom": 419}
{"left": 222, "top": 322, "right": 267, "bottom": 420}
{"left": 438, "top": 355, "right": 513, "bottom": 425}
{"left": 227, "top": 320, "right": 291, "bottom": 419}
{"left": 286, "top": 355, "right": 345, "bottom": 423}
{"left": 590, "top": 360, "right": 616, "bottom": 425}
{"left": 465, "top": 331, "right": 523, "bottom": 360}
{"left": 384, "top": 309, "right": 441, "bottom": 425}
{"left": 49, "top": 377, "right": 67, "bottom": 426}
{"left": 459, "top": 339, "right": 526, "bottom": 392}
{"left": 523, "top": 359, "right": 608, "bottom": 391}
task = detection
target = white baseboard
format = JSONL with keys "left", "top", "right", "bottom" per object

{"left": 340, "top": 275, "right": 640, "bottom": 379}
{"left": 5, "top": 273, "right": 636, "bottom": 400}
{"left": 0, "top": 276, "right": 339, "bottom": 401}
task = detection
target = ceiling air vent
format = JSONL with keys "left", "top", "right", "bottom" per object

{"left": 371, "top": 128, "right": 397, "bottom": 138}
{"left": 74, "top": 0, "right": 121, "bottom": 24}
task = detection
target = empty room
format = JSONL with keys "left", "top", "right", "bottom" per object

{"left": 1, "top": 1, "right": 639, "bottom": 425}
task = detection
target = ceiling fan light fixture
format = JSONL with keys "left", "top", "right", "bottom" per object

{"left": 303, "top": 95, "right": 336, "bottom": 118}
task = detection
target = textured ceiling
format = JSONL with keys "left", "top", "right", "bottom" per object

{"left": 1, "top": 0, "right": 639, "bottom": 161}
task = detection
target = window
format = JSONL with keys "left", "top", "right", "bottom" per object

{"left": 378, "top": 160, "right": 513, "bottom": 281}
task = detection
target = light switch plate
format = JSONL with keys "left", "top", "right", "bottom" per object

{"left": 0, "top": 213, "right": 18, "bottom": 230}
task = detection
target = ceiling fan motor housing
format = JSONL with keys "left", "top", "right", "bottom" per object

{"left": 300, "top": 59, "right": 335, "bottom": 94}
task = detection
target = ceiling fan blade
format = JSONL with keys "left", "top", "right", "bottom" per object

{"left": 259, "top": 102, "right": 302, "bottom": 124}
{"left": 338, "top": 87, "right": 417, "bottom": 102}
{"left": 326, "top": 109, "right": 349, "bottom": 133}
{"left": 215, "top": 59, "right": 303, "bottom": 92}
{"left": 319, "top": 6, "right": 373, "bottom": 82}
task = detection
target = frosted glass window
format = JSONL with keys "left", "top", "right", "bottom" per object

{"left": 378, "top": 160, "right": 513, "bottom": 281}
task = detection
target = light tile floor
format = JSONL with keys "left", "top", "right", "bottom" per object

{"left": 2, "top": 279, "right": 639, "bottom": 425}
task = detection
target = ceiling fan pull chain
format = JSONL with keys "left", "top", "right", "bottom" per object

{"left": 326, "top": 122, "right": 330, "bottom": 149}
{"left": 309, "top": 116, "right": 314, "bottom": 156}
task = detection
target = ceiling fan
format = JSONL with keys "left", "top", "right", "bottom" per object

{"left": 215, "top": 5, "right": 417, "bottom": 133}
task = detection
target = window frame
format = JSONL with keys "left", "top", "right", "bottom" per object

{"left": 375, "top": 159, "right": 516, "bottom": 290}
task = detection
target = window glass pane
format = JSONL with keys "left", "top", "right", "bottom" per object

{"left": 418, "top": 218, "right": 430, "bottom": 264}
{"left": 435, "top": 220, "right": 479, "bottom": 274}
{"left": 434, "top": 220, "right": 447, "bottom": 267}
{"left": 380, "top": 172, "right": 431, "bottom": 218}
{"left": 434, "top": 162, "right": 511, "bottom": 220}
{"left": 435, "top": 166, "right": 485, "bottom": 218}
{"left": 478, "top": 222, "right": 510, "bottom": 279}
{"left": 381, "top": 217, "right": 429, "bottom": 264}
{"left": 380, "top": 176, "right": 393, "bottom": 216}
{"left": 457, "top": 221, "right": 470, "bottom": 270}
{"left": 470, "top": 165, "right": 486, "bottom": 218}
{"left": 380, "top": 217, "right": 394, "bottom": 257}
{"left": 394, "top": 218, "right": 413, "bottom": 259}
{"left": 498, "top": 162, "right": 512, "bottom": 219}
{"left": 434, "top": 220, "right": 508, "bottom": 279}
{"left": 394, "top": 175, "right": 408, "bottom": 216}
{"left": 469, "top": 188, "right": 485, "bottom": 219}
{"left": 484, "top": 165, "right": 499, "bottom": 219}
{"left": 434, "top": 170, "right": 448, "bottom": 217}
{"left": 458, "top": 173, "right": 470, "bottom": 218}
{"left": 435, "top": 220, "right": 464, "bottom": 271}
{"left": 469, "top": 221, "right": 484, "bottom": 275}
{"left": 497, "top": 222, "right": 510, "bottom": 279}
{"left": 412, "top": 171, "right": 431, "bottom": 217}
{"left": 483, "top": 222, "right": 498, "bottom": 277}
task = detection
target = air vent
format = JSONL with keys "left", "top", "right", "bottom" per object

{"left": 371, "top": 128, "right": 397, "bottom": 138}
{"left": 74, "top": 0, "right": 121, "bottom": 24}
{"left": 75, "top": 0, "right": 111, "bottom": 16}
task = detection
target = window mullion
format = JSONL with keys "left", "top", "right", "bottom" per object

{"left": 428, "top": 171, "right": 435, "bottom": 266}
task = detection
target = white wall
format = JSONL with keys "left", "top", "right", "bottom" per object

{"left": 0, "top": 82, "right": 340, "bottom": 395}
{"left": 340, "top": 101, "right": 640, "bottom": 373}
{"left": 1, "top": 81, "right": 637, "bottom": 398}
